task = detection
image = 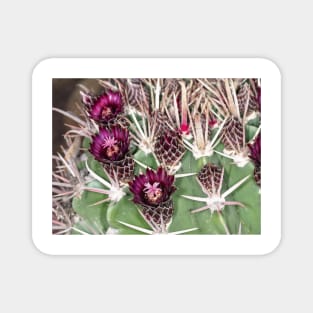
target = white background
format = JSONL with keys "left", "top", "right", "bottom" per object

{"left": 1, "top": 0, "right": 311, "bottom": 312}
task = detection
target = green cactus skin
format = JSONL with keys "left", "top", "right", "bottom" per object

{"left": 71, "top": 129, "right": 260, "bottom": 235}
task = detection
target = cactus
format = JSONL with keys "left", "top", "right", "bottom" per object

{"left": 53, "top": 78, "right": 261, "bottom": 235}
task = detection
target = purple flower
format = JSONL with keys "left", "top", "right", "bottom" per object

{"left": 83, "top": 91, "right": 123, "bottom": 123}
{"left": 129, "top": 167, "right": 176, "bottom": 207}
{"left": 89, "top": 126, "right": 130, "bottom": 162}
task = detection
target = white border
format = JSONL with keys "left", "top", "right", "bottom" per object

{"left": 32, "top": 58, "right": 281, "bottom": 255}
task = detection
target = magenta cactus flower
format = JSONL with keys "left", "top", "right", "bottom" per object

{"left": 129, "top": 167, "right": 176, "bottom": 206}
{"left": 83, "top": 90, "right": 123, "bottom": 123}
{"left": 90, "top": 126, "right": 129, "bottom": 162}
{"left": 129, "top": 167, "right": 176, "bottom": 225}
{"left": 90, "top": 126, "right": 134, "bottom": 182}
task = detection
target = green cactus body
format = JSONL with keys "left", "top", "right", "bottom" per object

{"left": 52, "top": 78, "right": 261, "bottom": 235}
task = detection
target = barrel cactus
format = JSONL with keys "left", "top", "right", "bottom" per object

{"left": 53, "top": 78, "right": 261, "bottom": 235}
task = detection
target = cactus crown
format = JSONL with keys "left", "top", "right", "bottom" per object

{"left": 53, "top": 78, "right": 261, "bottom": 235}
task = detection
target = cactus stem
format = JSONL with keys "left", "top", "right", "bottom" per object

{"left": 54, "top": 78, "right": 261, "bottom": 236}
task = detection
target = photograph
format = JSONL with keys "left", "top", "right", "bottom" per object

{"left": 52, "top": 78, "right": 261, "bottom": 236}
